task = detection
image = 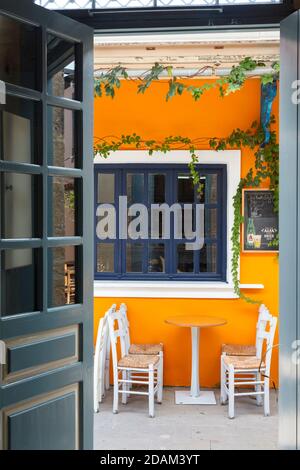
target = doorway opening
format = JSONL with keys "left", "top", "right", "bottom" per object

{"left": 92, "top": 29, "right": 280, "bottom": 450}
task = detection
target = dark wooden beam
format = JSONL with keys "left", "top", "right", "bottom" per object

{"left": 58, "top": 3, "right": 295, "bottom": 33}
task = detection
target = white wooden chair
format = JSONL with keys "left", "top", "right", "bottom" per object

{"left": 220, "top": 314, "right": 277, "bottom": 419}
{"left": 119, "top": 303, "right": 164, "bottom": 357}
{"left": 221, "top": 304, "right": 272, "bottom": 357}
{"left": 107, "top": 308, "right": 163, "bottom": 417}
{"left": 104, "top": 303, "right": 164, "bottom": 391}
{"left": 94, "top": 304, "right": 116, "bottom": 413}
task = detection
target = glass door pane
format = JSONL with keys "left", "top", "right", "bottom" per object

{"left": 0, "top": 14, "right": 40, "bottom": 90}
{"left": 47, "top": 106, "right": 81, "bottom": 168}
{"left": 47, "top": 33, "right": 78, "bottom": 100}
{"left": 1, "top": 248, "right": 42, "bottom": 316}
{"left": 1, "top": 95, "right": 42, "bottom": 164}
{"left": 1, "top": 172, "right": 42, "bottom": 239}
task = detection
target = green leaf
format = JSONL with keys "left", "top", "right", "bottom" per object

{"left": 167, "top": 66, "right": 173, "bottom": 77}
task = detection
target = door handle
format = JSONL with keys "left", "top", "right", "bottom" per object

{"left": 0, "top": 340, "right": 6, "bottom": 364}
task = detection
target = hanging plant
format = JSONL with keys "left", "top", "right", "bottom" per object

{"left": 94, "top": 58, "right": 279, "bottom": 102}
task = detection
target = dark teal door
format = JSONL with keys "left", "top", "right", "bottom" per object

{"left": 0, "top": 0, "right": 94, "bottom": 450}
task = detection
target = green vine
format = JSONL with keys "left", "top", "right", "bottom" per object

{"left": 94, "top": 121, "right": 279, "bottom": 303}
{"left": 94, "top": 58, "right": 279, "bottom": 102}
{"left": 94, "top": 58, "right": 279, "bottom": 303}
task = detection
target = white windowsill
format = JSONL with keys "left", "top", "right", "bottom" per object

{"left": 94, "top": 280, "right": 264, "bottom": 299}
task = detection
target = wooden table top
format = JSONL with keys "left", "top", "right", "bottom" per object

{"left": 165, "top": 315, "right": 227, "bottom": 328}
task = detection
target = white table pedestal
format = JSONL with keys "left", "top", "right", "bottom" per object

{"left": 175, "top": 326, "right": 217, "bottom": 405}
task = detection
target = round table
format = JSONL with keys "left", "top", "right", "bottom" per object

{"left": 165, "top": 315, "right": 227, "bottom": 405}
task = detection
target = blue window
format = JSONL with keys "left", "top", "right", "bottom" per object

{"left": 94, "top": 164, "right": 227, "bottom": 281}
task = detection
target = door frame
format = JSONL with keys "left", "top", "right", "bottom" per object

{"left": 0, "top": 0, "right": 94, "bottom": 449}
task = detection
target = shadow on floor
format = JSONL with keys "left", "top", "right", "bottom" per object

{"left": 94, "top": 387, "right": 278, "bottom": 450}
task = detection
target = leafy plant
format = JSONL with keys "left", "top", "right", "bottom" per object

{"left": 94, "top": 58, "right": 279, "bottom": 102}
{"left": 94, "top": 122, "right": 279, "bottom": 303}
{"left": 94, "top": 66, "right": 128, "bottom": 98}
{"left": 206, "top": 120, "right": 279, "bottom": 302}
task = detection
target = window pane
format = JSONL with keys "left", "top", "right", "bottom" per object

{"left": 127, "top": 173, "right": 144, "bottom": 204}
{"left": 48, "top": 246, "right": 77, "bottom": 308}
{"left": 177, "top": 244, "right": 194, "bottom": 273}
{"left": 1, "top": 96, "right": 42, "bottom": 164}
{"left": 48, "top": 106, "right": 79, "bottom": 168}
{"left": 47, "top": 34, "right": 77, "bottom": 100}
{"left": 198, "top": 174, "right": 218, "bottom": 204}
{"left": 200, "top": 244, "right": 218, "bottom": 273}
{"left": 1, "top": 173, "right": 41, "bottom": 239}
{"left": 148, "top": 243, "right": 165, "bottom": 273}
{"left": 0, "top": 14, "right": 39, "bottom": 90}
{"left": 181, "top": 206, "right": 195, "bottom": 239}
{"left": 126, "top": 243, "right": 143, "bottom": 273}
{"left": 205, "top": 208, "right": 217, "bottom": 239}
{"left": 93, "top": 166, "right": 225, "bottom": 280}
{"left": 97, "top": 243, "right": 114, "bottom": 273}
{"left": 177, "top": 173, "right": 194, "bottom": 203}
{"left": 1, "top": 248, "right": 41, "bottom": 316}
{"left": 97, "top": 173, "right": 115, "bottom": 204}
{"left": 49, "top": 176, "right": 77, "bottom": 237}
{"left": 149, "top": 174, "right": 165, "bottom": 203}
{"left": 150, "top": 209, "right": 164, "bottom": 239}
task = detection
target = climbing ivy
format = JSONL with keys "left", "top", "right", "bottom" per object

{"left": 94, "top": 121, "right": 279, "bottom": 303}
{"left": 94, "top": 58, "right": 279, "bottom": 102}
{"left": 210, "top": 120, "right": 279, "bottom": 303}
{"left": 94, "top": 58, "right": 279, "bottom": 303}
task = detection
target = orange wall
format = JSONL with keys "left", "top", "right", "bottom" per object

{"left": 94, "top": 79, "right": 279, "bottom": 387}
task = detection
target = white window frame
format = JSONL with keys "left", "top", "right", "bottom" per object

{"left": 93, "top": 150, "right": 263, "bottom": 299}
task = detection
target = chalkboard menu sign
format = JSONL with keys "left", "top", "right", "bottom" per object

{"left": 242, "top": 189, "right": 278, "bottom": 252}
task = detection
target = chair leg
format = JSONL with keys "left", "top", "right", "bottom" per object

{"left": 105, "top": 336, "right": 110, "bottom": 391}
{"left": 149, "top": 364, "right": 155, "bottom": 418}
{"left": 220, "top": 355, "right": 227, "bottom": 405}
{"left": 93, "top": 366, "right": 100, "bottom": 413}
{"left": 99, "top": 349, "right": 106, "bottom": 403}
{"left": 255, "top": 372, "right": 263, "bottom": 406}
{"left": 94, "top": 348, "right": 104, "bottom": 410}
{"left": 99, "top": 374, "right": 103, "bottom": 403}
{"left": 121, "top": 370, "right": 128, "bottom": 405}
{"left": 113, "top": 371, "right": 119, "bottom": 414}
{"left": 128, "top": 371, "right": 132, "bottom": 390}
{"left": 228, "top": 365, "right": 235, "bottom": 419}
{"left": 264, "top": 377, "right": 270, "bottom": 416}
{"left": 157, "top": 352, "right": 163, "bottom": 404}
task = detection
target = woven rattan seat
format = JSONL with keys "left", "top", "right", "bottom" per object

{"left": 118, "top": 354, "right": 160, "bottom": 368}
{"left": 223, "top": 355, "right": 265, "bottom": 370}
{"left": 128, "top": 343, "right": 163, "bottom": 355}
{"left": 222, "top": 343, "right": 256, "bottom": 356}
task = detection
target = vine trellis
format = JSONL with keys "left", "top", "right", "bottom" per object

{"left": 94, "top": 57, "right": 279, "bottom": 303}
{"left": 94, "top": 58, "right": 279, "bottom": 101}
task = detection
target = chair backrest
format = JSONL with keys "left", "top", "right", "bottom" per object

{"left": 95, "top": 317, "right": 107, "bottom": 355}
{"left": 95, "top": 304, "right": 116, "bottom": 356}
{"left": 261, "top": 315, "right": 277, "bottom": 374}
{"left": 107, "top": 306, "right": 127, "bottom": 372}
{"left": 94, "top": 304, "right": 116, "bottom": 373}
{"left": 118, "top": 303, "right": 130, "bottom": 355}
{"left": 255, "top": 304, "right": 273, "bottom": 359}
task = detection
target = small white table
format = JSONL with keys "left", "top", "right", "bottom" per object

{"left": 165, "top": 315, "right": 227, "bottom": 405}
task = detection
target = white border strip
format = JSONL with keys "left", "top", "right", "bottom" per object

{"left": 94, "top": 281, "right": 264, "bottom": 299}
{"left": 94, "top": 149, "right": 248, "bottom": 299}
